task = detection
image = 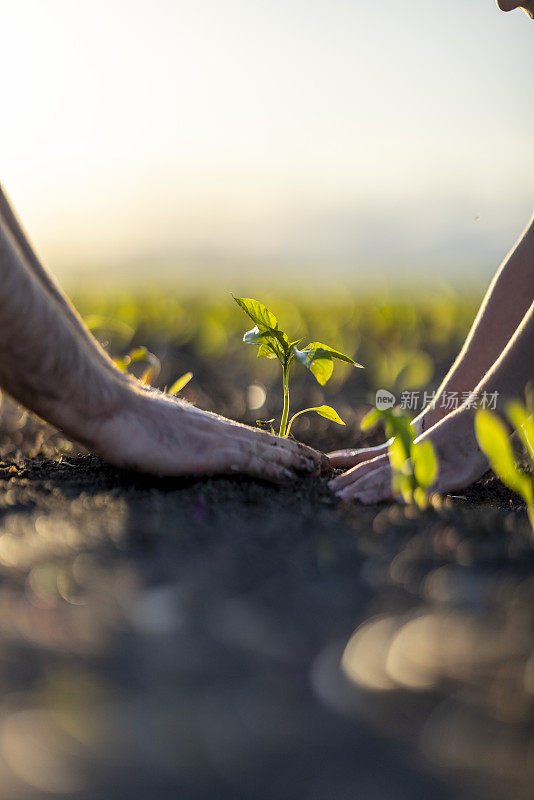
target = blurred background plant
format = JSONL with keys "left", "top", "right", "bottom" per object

{"left": 361, "top": 406, "right": 438, "bottom": 508}
{"left": 475, "top": 394, "right": 534, "bottom": 529}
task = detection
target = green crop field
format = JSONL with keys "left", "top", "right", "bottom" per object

{"left": 68, "top": 287, "right": 479, "bottom": 451}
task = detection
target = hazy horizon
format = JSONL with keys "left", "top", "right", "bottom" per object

{"left": 2, "top": 0, "right": 533, "bottom": 286}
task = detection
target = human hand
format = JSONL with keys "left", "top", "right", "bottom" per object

{"left": 327, "top": 441, "right": 392, "bottom": 470}
{"left": 93, "top": 386, "right": 328, "bottom": 483}
{"left": 328, "top": 409, "right": 487, "bottom": 503}
{"left": 327, "top": 414, "right": 428, "bottom": 470}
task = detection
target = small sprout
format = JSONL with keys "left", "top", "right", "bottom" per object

{"left": 286, "top": 405, "right": 345, "bottom": 437}
{"left": 234, "top": 296, "right": 362, "bottom": 438}
{"left": 256, "top": 418, "right": 276, "bottom": 434}
{"left": 475, "top": 401, "right": 533, "bottom": 529}
{"left": 115, "top": 348, "right": 193, "bottom": 394}
{"left": 361, "top": 406, "right": 438, "bottom": 508}
{"left": 167, "top": 371, "right": 193, "bottom": 396}
{"left": 113, "top": 346, "right": 161, "bottom": 384}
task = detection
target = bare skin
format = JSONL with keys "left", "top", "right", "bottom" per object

{"left": 330, "top": 300, "right": 534, "bottom": 502}
{"left": 497, "top": 0, "right": 534, "bottom": 17}
{"left": 329, "top": 214, "right": 534, "bottom": 469}
{"left": 0, "top": 186, "right": 327, "bottom": 482}
{"left": 328, "top": 0, "right": 533, "bottom": 501}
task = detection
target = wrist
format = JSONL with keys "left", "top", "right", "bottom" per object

{"left": 43, "top": 371, "right": 135, "bottom": 452}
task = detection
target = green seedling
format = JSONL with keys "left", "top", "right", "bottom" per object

{"left": 475, "top": 401, "right": 534, "bottom": 528}
{"left": 361, "top": 406, "right": 438, "bottom": 508}
{"left": 234, "top": 296, "right": 362, "bottom": 438}
{"left": 167, "top": 371, "right": 193, "bottom": 395}
{"left": 114, "top": 346, "right": 161, "bottom": 385}
{"left": 114, "top": 347, "right": 193, "bottom": 395}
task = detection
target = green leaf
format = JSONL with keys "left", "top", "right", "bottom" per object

{"left": 292, "top": 345, "right": 333, "bottom": 385}
{"left": 475, "top": 410, "right": 531, "bottom": 499}
{"left": 309, "top": 353, "right": 334, "bottom": 386}
{"left": 113, "top": 357, "right": 128, "bottom": 372}
{"left": 384, "top": 412, "right": 413, "bottom": 461}
{"left": 127, "top": 346, "right": 149, "bottom": 363}
{"left": 167, "top": 371, "right": 193, "bottom": 395}
{"left": 243, "top": 326, "right": 285, "bottom": 361}
{"left": 257, "top": 343, "right": 277, "bottom": 359}
{"left": 139, "top": 351, "right": 161, "bottom": 385}
{"left": 391, "top": 472, "right": 403, "bottom": 495}
{"left": 312, "top": 405, "right": 345, "bottom": 425}
{"left": 114, "top": 346, "right": 160, "bottom": 383}
{"left": 285, "top": 404, "right": 345, "bottom": 436}
{"left": 398, "top": 474, "right": 414, "bottom": 504}
{"left": 304, "top": 342, "right": 363, "bottom": 368}
{"left": 507, "top": 400, "right": 534, "bottom": 461}
{"left": 293, "top": 342, "right": 361, "bottom": 385}
{"left": 388, "top": 436, "right": 409, "bottom": 472}
{"left": 413, "top": 487, "right": 428, "bottom": 510}
{"left": 271, "top": 328, "right": 291, "bottom": 353}
{"left": 361, "top": 408, "right": 383, "bottom": 431}
{"left": 412, "top": 440, "right": 438, "bottom": 489}
{"left": 233, "top": 297, "right": 278, "bottom": 330}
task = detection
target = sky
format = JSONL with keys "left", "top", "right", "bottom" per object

{"left": 1, "top": 0, "right": 533, "bottom": 287}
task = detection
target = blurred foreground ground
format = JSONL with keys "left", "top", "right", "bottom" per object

{"left": 0, "top": 292, "right": 532, "bottom": 799}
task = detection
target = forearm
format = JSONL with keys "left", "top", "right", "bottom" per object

{"left": 418, "top": 212, "right": 534, "bottom": 428}
{"left": 0, "top": 221, "right": 131, "bottom": 447}
{"left": 0, "top": 185, "right": 63, "bottom": 300}
{"left": 0, "top": 184, "right": 119, "bottom": 376}
{"left": 469, "top": 299, "right": 534, "bottom": 409}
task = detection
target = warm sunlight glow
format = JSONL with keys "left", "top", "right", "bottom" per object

{"left": 2, "top": 0, "right": 533, "bottom": 284}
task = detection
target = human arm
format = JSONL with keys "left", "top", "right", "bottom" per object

{"left": 330, "top": 299, "right": 534, "bottom": 501}
{"left": 329, "top": 212, "right": 534, "bottom": 468}
{"left": 0, "top": 215, "right": 325, "bottom": 481}
{"left": 0, "top": 183, "right": 119, "bottom": 376}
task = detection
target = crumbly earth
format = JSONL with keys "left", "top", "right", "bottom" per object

{"left": 0, "top": 443, "right": 532, "bottom": 800}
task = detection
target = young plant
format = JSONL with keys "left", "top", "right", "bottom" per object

{"left": 475, "top": 401, "right": 534, "bottom": 528}
{"left": 114, "top": 346, "right": 161, "bottom": 385}
{"left": 234, "top": 296, "right": 362, "bottom": 438}
{"left": 361, "top": 406, "right": 438, "bottom": 508}
{"left": 167, "top": 371, "right": 193, "bottom": 396}
{"left": 114, "top": 346, "right": 193, "bottom": 395}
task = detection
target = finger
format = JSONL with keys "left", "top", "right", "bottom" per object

{"left": 231, "top": 421, "right": 328, "bottom": 475}
{"left": 223, "top": 454, "right": 299, "bottom": 485}
{"left": 332, "top": 461, "right": 388, "bottom": 497}
{"left": 327, "top": 450, "right": 360, "bottom": 469}
{"left": 341, "top": 465, "right": 393, "bottom": 502}
{"left": 328, "top": 454, "right": 388, "bottom": 492}
{"left": 327, "top": 445, "right": 387, "bottom": 469}
{"left": 262, "top": 437, "right": 327, "bottom": 475}
{"left": 336, "top": 465, "right": 393, "bottom": 503}
{"left": 215, "top": 437, "right": 320, "bottom": 480}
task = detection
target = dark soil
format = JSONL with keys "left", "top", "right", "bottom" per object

{"left": 0, "top": 443, "right": 532, "bottom": 800}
